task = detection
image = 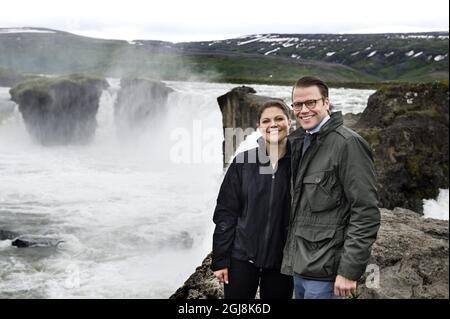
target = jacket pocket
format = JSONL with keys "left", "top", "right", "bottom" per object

{"left": 293, "top": 226, "right": 344, "bottom": 278}
{"left": 303, "top": 170, "right": 342, "bottom": 213}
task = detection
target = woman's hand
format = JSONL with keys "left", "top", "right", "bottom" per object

{"left": 213, "top": 268, "right": 229, "bottom": 284}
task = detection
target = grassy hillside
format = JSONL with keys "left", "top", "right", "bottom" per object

{"left": 0, "top": 28, "right": 448, "bottom": 85}
{"left": 178, "top": 33, "right": 449, "bottom": 82}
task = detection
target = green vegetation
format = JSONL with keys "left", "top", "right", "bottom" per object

{"left": 354, "top": 128, "right": 382, "bottom": 149}
{"left": 180, "top": 54, "right": 377, "bottom": 84}
{"left": 1, "top": 30, "right": 447, "bottom": 87}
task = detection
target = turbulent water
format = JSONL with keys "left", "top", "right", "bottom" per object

{"left": 0, "top": 80, "right": 443, "bottom": 298}
{"left": 423, "top": 189, "right": 449, "bottom": 220}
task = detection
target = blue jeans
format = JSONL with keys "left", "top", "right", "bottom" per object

{"left": 294, "top": 275, "right": 341, "bottom": 299}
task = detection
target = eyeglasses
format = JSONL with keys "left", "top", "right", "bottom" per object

{"left": 291, "top": 98, "right": 323, "bottom": 111}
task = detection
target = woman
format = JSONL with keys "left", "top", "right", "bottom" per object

{"left": 211, "top": 100, "right": 294, "bottom": 299}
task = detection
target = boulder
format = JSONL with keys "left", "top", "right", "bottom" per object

{"left": 9, "top": 74, "right": 108, "bottom": 145}
{"left": 354, "top": 82, "right": 449, "bottom": 213}
{"left": 114, "top": 78, "right": 173, "bottom": 132}
{"left": 217, "top": 86, "right": 285, "bottom": 164}
{"left": 169, "top": 253, "right": 223, "bottom": 299}
{"left": 170, "top": 208, "right": 448, "bottom": 299}
{"left": 357, "top": 208, "right": 448, "bottom": 299}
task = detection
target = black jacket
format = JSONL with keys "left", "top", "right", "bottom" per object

{"left": 211, "top": 138, "right": 291, "bottom": 271}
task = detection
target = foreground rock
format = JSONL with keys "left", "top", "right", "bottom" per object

{"left": 357, "top": 208, "right": 448, "bottom": 299}
{"left": 10, "top": 74, "right": 108, "bottom": 145}
{"left": 114, "top": 78, "right": 173, "bottom": 133}
{"left": 217, "top": 86, "right": 286, "bottom": 165}
{"left": 170, "top": 253, "right": 223, "bottom": 299}
{"left": 354, "top": 82, "right": 449, "bottom": 213}
{"left": 170, "top": 208, "right": 448, "bottom": 299}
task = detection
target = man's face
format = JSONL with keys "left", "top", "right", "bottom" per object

{"left": 292, "top": 86, "right": 330, "bottom": 131}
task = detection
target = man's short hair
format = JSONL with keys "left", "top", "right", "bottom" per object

{"left": 292, "top": 76, "right": 329, "bottom": 100}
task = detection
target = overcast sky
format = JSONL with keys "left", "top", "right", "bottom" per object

{"left": 1, "top": 0, "right": 449, "bottom": 42}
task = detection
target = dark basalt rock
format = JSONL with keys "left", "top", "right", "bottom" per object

{"left": 169, "top": 253, "right": 223, "bottom": 299}
{"left": 354, "top": 82, "right": 449, "bottom": 213}
{"left": 9, "top": 74, "right": 108, "bottom": 145}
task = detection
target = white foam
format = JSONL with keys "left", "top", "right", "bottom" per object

{"left": 0, "top": 240, "right": 13, "bottom": 249}
{"left": 423, "top": 189, "right": 449, "bottom": 220}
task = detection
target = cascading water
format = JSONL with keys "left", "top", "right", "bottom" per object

{"left": 1, "top": 80, "right": 444, "bottom": 298}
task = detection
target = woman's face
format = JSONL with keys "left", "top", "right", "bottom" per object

{"left": 257, "top": 106, "right": 292, "bottom": 144}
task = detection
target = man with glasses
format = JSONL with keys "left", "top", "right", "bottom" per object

{"left": 281, "top": 76, "right": 380, "bottom": 299}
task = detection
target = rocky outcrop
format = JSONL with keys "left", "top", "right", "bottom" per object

{"left": 342, "top": 112, "right": 361, "bottom": 128}
{"left": 170, "top": 209, "right": 448, "bottom": 299}
{"left": 10, "top": 74, "right": 108, "bottom": 145}
{"left": 354, "top": 82, "right": 449, "bottom": 213}
{"left": 217, "top": 86, "right": 285, "bottom": 164}
{"left": 169, "top": 253, "right": 223, "bottom": 299}
{"left": 114, "top": 78, "right": 173, "bottom": 132}
{"left": 357, "top": 208, "right": 448, "bottom": 299}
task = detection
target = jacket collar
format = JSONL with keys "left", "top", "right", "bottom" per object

{"left": 288, "top": 111, "right": 344, "bottom": 143}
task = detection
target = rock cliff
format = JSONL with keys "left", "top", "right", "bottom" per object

{"left": 10, "top": 74, "right": 108, "bottom": 145}
{"left": 354, "top": 82, "right": 449, "bottom": 212}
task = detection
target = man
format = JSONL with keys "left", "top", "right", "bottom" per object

{"left": 281, "top": 76, "right": 380, "bottom": 299}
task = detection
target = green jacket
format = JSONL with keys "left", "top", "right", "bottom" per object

{"left": 281, "top": 111, "right": 380, "bottom": 281}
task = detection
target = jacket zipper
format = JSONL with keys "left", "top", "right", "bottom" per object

{"left": 260, "top": 169, "right": 276, "bottom": 267}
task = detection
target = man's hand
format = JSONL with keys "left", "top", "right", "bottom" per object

{"left": 334, "top": 275, "right": 357, "bottom": 297}
{"left": 213, "top": 268, "right": 229, "bottom": 284}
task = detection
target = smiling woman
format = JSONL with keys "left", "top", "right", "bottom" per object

{"left": 211, "top": 100, "right": 294, "bottom": 299}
